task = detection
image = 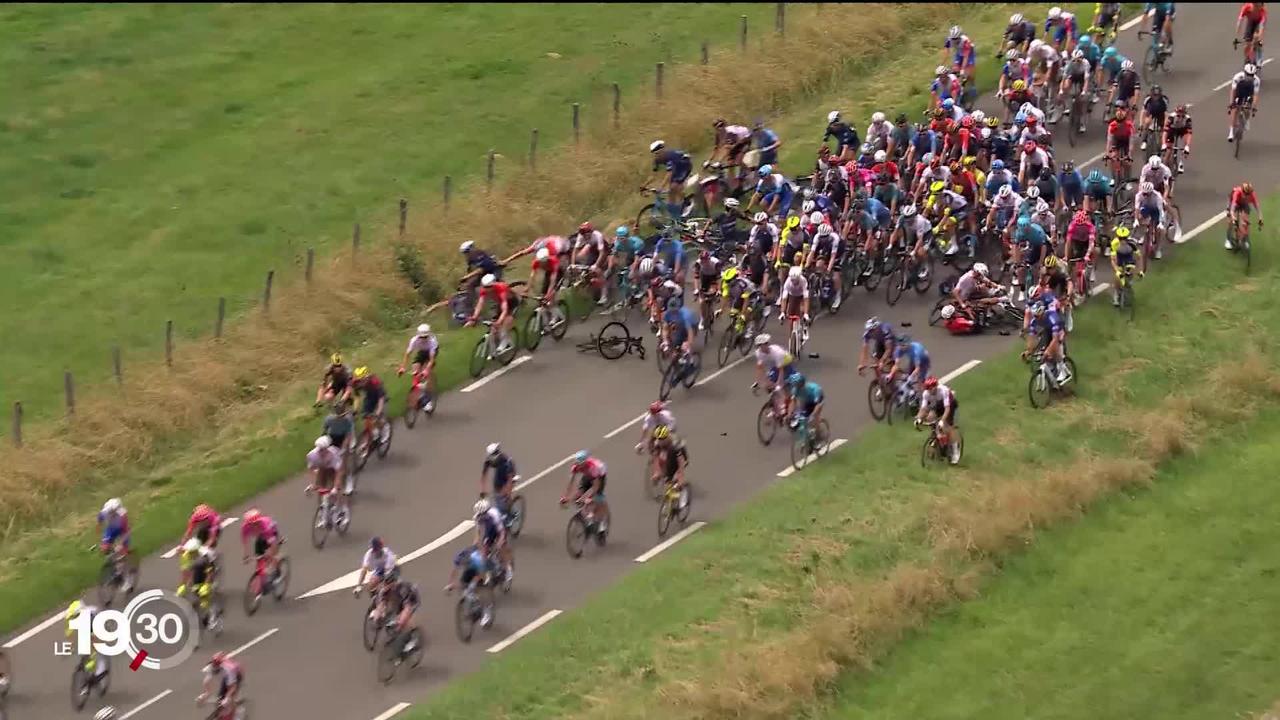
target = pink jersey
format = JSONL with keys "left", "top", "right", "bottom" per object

{"left": 241, "top": 515, "right": 279, "bottom": 544}
{"left": 572, "top": 457, "right": 607, "bottom": 479}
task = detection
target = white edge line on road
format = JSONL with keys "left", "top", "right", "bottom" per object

{"left": 2, "top": 609, "right": 62, "bottom": 648}
{"left": 161, "top": 516, "right": 240, "bottom": 559}
{"left": 634, "top": 521, "right": 708, "bottom": 563}
{"left": 940, "top": 359, "right": 982, "bottom": 384}
{"left": 604, "top": 412, "right": 646, "bottom": 439}
{"left": 298, "top": 520, "right": 475, "bottom": 599}
{"left": 1177, "top": 210, "right": 1227, "bottom": 244}
{"left": 515, "top": 454, "right": 576, "bottom": 492}
{"left": 777, "top": 438, "right": 849, "bottom": 478}
{"left": 1118, "top": 12, "right": 1146, "bottom": 32}
{"left": 485, "top": 609, "right": 563, "bottom": 654}
{"left": 696, "top": 353, "right": 751, "bottom": 387}
{"left": 371, "top": 702, "right": 413, "bottom": 720}
{"left": 460, "top": 354, "right": 532, "bottom": 393}
{"left": 227, "top": 627, "right": 278, "bottom": 659}
{"left": 120, "top": 688, "right": 174, "bottom": 720}
{"left": 1091, "top": 282, "right": 1112, "bottom": 296}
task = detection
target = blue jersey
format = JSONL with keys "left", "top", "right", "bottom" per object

{"left": 912, "top": 128, "right": 940, "bottom": 157}
{"left": 862, "top": 321, "right": 895, "bottom": 345}
{"left": 98, "top": 510, "right": 131, "bottom": 546}
{"left": 454, "top": 546, "right": 488, "bottom": 573}
{"left": 895, "top": 341, "right": 931, "bottom": 372}
{"left": 654, "top": 236, "right": 685, "bottom": 267}
{"left": 796, "top": 381, "right": 824, "bottom": 406}
{"left": 653, "top": 149, "right": 689, "bottom": 173}
{"left": 483, "top": 453, "right": 518, "bottom": 489}
{"left": 1034, "top": 310, "right": 1065, "bottom": 335}
{"left": 986, "top": 172, "right": 1019, "bottom": 196}
{"left": 861, "top": 198, "right": 892, "bottom": 229}
{"left": 754, "top": 128, "right": 780, "bottom": 163}
{"left": 1085, "top": 174, "right": 1113, "bottom": 196}
{"left": 1059, "top": 169, "right": 1084, "bottom": 191}
{"left": 1079, "top": 43, "right": 1102, "bottom": 67}
{"left": 466, "top": 251, "right": 502, "bottom": 277}
{"left": 814, "top": 194, "right": 837, "bottom": 215}
{"left": 663, "top": 307, "right": 698, "bottom": 331}
{"left": 1015, "top": 222, "right": 1050, "bottom": 247}
{"left": 1100, "top": 55, "right": 1125, "bottom": 81}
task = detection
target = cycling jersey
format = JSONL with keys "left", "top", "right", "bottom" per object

{"left": 1111, "top": 237, "right": 1139, "bottom": 264}
{"left": 361, "top": 547, "right": 398, "bottom": 577}
{"left": 794, "top": 381, "right": 824, "bottom": 412}
{"left": 895, "top": 341, "right": 932, "bottom": 376}
{"left": 354, "top": 376, "right": 387, "bottom": 416}
{"left": 478, "top": 506, "right": 504, "bottom": 547}
{"left": 944, "top": 34, "right": 976, "bottom": 66}
{"left": 98, "top": 510, "right": 131, "bottom": 548}
{"left": 573, "top": 457, "right": 608, "bottom": 493}
{"left": 391, "top": 581, "right": 421, "bottom": 609}
{"left": 781, "top": 274, "right": 810, "bottom": 298}
{"left": 1232, "top": 73, "right": 1261, "bottom": 103}
{"left": 748, "top": 222, "right": 779, "bottom": 256}
{"left": 1064, "top": 58, "right": 1091, "bottom": 81}
{"left": 1016, "top": 222, "right": 1050, "bottom": 249}
{"left": 822, "top": 120, "right": 860, "bottom": 153}
{"left": 483, "top": 452, "right": 518, "bottom": 492}
{"left": 406, "top": 334, "right": 438, "bottom": 364}
{"left": 241, "top": 515, "right": 280, "bottom": 548}
{"left": 306, "top": 446, "right": 343, "bottom": 474}
{"left": 654, "top": 149, "right": 693, "bottom": 182}
{"left": 465, "top": 250, "right": 503, "bottom": 277}
{"left": 921, "top": 384, "right": 957, "bottom": 418}
{"left": 323, "top": 363, "right": 351, "bottom": 391}
{"left": 206, "top": 659, "right": 243, "bottom": 698}
{"left": 1114, "top": 69, "right": 1140, "bottom": 101}
{"left": 1144, "top": 94, "right": 1169, "bottom": 121}
{"left": 754, "top": 127, "right": 781, "bottom": 164}
{"left": 186, "top": 507, "right": 222, "bottom": 543}
{"left": 479, "top": 282, "right": 518, "bottom": 306}
{"left": 1231, "top": 186, "right": 1260, "bottom": 212}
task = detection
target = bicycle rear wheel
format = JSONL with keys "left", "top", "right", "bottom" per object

{"left": 404, "top": 392, "right": 420, "bottom": 429}
{"left": 566, "top": 514, "right": 588, "bottom": 558}
{"left": 597, "top": 321, "right": 631, "bottom": 360}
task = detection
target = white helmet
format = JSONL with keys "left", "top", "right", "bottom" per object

{"left": 948, "top": 25, "right": 962, "bottom": 39}
{"left": 481, "top": 273, "right": 496, "bottom": 287}
{"left": 1048, "top": 6, "right": 1062, "bottom": 20}
{"left": 1245, "top": 63, "right": 1258, "bottom": 76}
{"left": 182, "top": 538, "right": 203, "bottom": 554}
{"left": 1147, "top": 155, "right": 1163, "bottom": 169}
{"left": 459, "top": 240, "right": 474, "bottom": 254}
{"left": 802, "top": 200, "right": 816, "bottom": 214}
{"left": 971, "top": 110, "right": 986, "bottom": 124}
{"left": 803, "top": 187, "right": 816, "bottom": 200}
{"left": 753, "top": 211, "right": 769, "bottom": 223}
{"left": 901, "top": 204, "right": 918, "bottom": 217}
{"left": 827, "top": 110, "right": 841, "bottom": 123}
{"left": 95, "top": 708, "right": 119, "bottom": 720}
{"left": 1005, "top": 49, "right": 1019, "bottom": 61}
{"left": 1010, "top": 13, "right": 1023, "bottom": 24}
{"left": 973, "top": 262, "right": 989, "bottom": 278}
{"left": 788, "top": 265, "right": 803, "bottom": 278}
{"left": 417, "top": 323, "right": 431, "bottom": 336}
{"left": 1072, "top": 49, "right": 1084, "bottom": 60}
{"left": 818, "top": 223, "right": 833, "bottom": 235}
{"left": 754, "top": 333, "right": 771, "bottom": 347}
{"left": 315, "top": 435, "right": 332, "bottom": 450}
{"left": 1140, "top": 181, "right": 1155, "bottom": 194}
{"left": 874, "top": 150, "right": 887, "bottom": 163}
{"left": 935, "top": 65, "right": 947, "bottom": 76}
{"left": 808, "top": 211, "right": 824, "bottom": 225}
{"left": 998, "top": 184, "right": 1013, "bottom": 198}
{"left": 872, "top": 111, "right": 886, "bottom": 123}
{"left": 1036, "top": 198, "right": 1050, "bottom": 214}
{"left": 485, "top": 442, "right": 501, "bottom": 457}
{"left": 940, "top": 304, "right": 957, "bottom": 320}
{"left": 649, "top": 140, "right": 665, "bottom": 153}
{"left": 473, "top": 498, "right": 492, "bottom": 516}
{"left": 724, "top": 197, "right": 740, "bottom": 209}
{"left": 1026, "top": 186, "right": 1041, "bottom": 199}
{"left": 1030, "top": 39, "right": 1044, "bottom": 51}
{"left": 102, "top": 498, "right": 122, "bottom": 514}
{"left": 1122, "top": 59, "right": 1134, "bottom": 70}
{"left": 639, "top": 258, "right": 655, "bottom": 275}
{"left": 535, "top": 247, "right": 550, "bottom": 261}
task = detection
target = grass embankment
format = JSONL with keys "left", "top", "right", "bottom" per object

{"left": 0, "top": 2, "right": 970, "bottom": 634}
{"left": 405, "top": 209, "right": 1277, "bottom": 715}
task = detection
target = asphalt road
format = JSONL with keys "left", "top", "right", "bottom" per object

{"left": 3, "top": 7, "right": 1274, "bottom": 719}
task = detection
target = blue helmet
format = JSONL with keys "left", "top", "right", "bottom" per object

{"left": 1087, "top": 169, "right": 1104, "bottom": 182}
{"left": 615, "top": 225, "right": 629, "bottom": 238}
{"left": 572, "top": 450, "right": 588, "bottom": 464}
{"left": 1017, "top": 216, "right": 1031, "bottom": 228}
{"left": 942, "top": 98, "right": 955, "bottom": 110}
{"left": 991, "top": 159, "right": 1005, "bottom": 171}
{"left": 758, "top": 164, "right": 774, "bottom": 176}
{"left": 1104, "top": 46, "right": 1118, "bottom": 57}
{"left": 896, "top": 334, "right": 911, "bottom": 344}
{"left": 1078, "top": 34, "right": 1092, "bottom": 46}
{"left": 786, "top": 372, "right": 806, "bottom": 389}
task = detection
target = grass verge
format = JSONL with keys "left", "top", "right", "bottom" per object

{"left": 401, "top": 208, "right": 1280, "bottom": 715}
{"left": 0, "top": 3, "right": 1000, "bottom": 634}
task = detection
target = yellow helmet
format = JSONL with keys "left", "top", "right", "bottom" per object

{"left": 1012, "top": 79, "right": 1027, "bottom": 91}
{"left": 721, "top": 266, "right": 739, "bottom": 281}
{"left": 1043, "top": 254, "right": 1059, "bottom": 269}
{"left": 929, "top": 180, "right": 945, "bottom": 194}
{"left": 793, "top": 251, "right": 805, "bottom": 265}
{"left": 353, "top": 366, "right": 370, "bottom": 380}
{"left": 653, "top": 425, "right": 670, "bottom": 441}
{"left": 962, "top": 155, "right": 977, "bottom": 167}
{"left": 942, "top": 207, "right": 953, "bottom": 217}
{"left": 1114, "top": 226, "right": 1131, "bottom": 240}
{"left": 786, "top": 215, "right": 801, "bottom": 230}
{"left": 66, "top": 600, "right": 83, "bottom": 621}
{"left": 330, "top": 353, "right": 343, "bottom": 365}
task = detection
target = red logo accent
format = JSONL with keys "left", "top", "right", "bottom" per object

{"left": 129, "top": 650, "right": 148, "bottom": 671}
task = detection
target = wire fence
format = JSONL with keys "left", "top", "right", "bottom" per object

{"left": 9, "top": 4, "right": 793, "bottom": 446}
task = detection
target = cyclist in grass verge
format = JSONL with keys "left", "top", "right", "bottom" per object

{"left": 858, "top": 316, "right": 897, "bottom": 375}
{"left": 822, "top": 110, "right": 861, "bottom": 163}
{"left": 1022, "top": 297, "right": 1070, "bottom": 384}
{"left": 1227, "top": 181, "right": 1265, "bottom": 250}
{"left": 916, "top": 376, "right": 961, "bottom": 464}
{"left": 467, "top": 274, "right": 521, "bottom": 356}
{"left": 398, "top": 323, "right": 438, "bottom": 414}
{"left": 240, "top": 507, "right": 282, "bottom": 581}
{"left": 647, "top": 140, "right": 693, "bottom": 217}
{"left": 196, "top": 652, "right": 242, "bottom": 714}
{"left": 316, "top": 353, "right": 353, "bottom": 406}
{"left": 1228, "top": 63, "right": 1261, "bottom": 143}
{"left": 1110, "top": 225, "right": 1142, "bottom": 305}
{"left": 473, "top": 497, "right": 513, "bottom": 586}
{"left": 528, "top": 247, "right": 564, "bottom": 307}
{"left": 1004, "top": 13, "right": 1038, "bottom": 56}
{"left": 481, "top": 442, "right": 519, "bottom": 520}
{"left": 653, "top": 425, "right": 690, "bottom": 510}
{"left": 561, "top": 451, "right": 610, "bottom": 535}
{"left": 459, "top": 240, "right": 504, "bottom": 289}
{"left": 784, "top": 372, "right": 825, "bottom": 435}
{"left": 571, "top": 221, "right": 611, "bottom": 305}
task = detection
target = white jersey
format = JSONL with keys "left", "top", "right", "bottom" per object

{"left": 749, "top": 222, "right": 780, "bottom": 248}
{"left": 723, "top": 124, "right": 752, "bottom": 143}
{"left": 921, "top": 383, "right": 956, "bottom": 411}
{"left": 1030, "top": 43, "right": 1059, "bottom": 67}
{"left": 361, "top": 548, "right": 398, "bottom": 574}
{"left": 1232, "top": 73, "right": 1262, "bottom": 94}
{"left": 1139, "top": 164, "right": 1172, "bottom": 187}
{"left": 991, "top": 190, "right": 1023, "bottom": 210}
{"left": 1018, "top": 102, "right": 1047, "bottom": 125}
{"left": 902, "top": 215, "right": 932, "bottom": 239}
{"left": 865, "top": 120, "right": 892, "bottom": 145}
{"left": 755, "top": 344, "right": 791, "bottom": 369}
{"left": 782, "top": 273, "right": 810, "bottom": 298}
{"left": 1016, "top": 125, "right": 1052, "bottom": 147}
{"left": 406, "top": 333, "right": 439, "bottom": 356}
{"left": 1020, "top": 148, "right": 1050, "bottom": 174}
{"left": 1135, "top": 190, "right": 1165, "bottom": 212}
{"left": 641, "top": 409, "right": 678, "bottom": 435}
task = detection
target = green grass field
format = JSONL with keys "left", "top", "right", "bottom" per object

{"left": 0, "top": 2, "right": 785, "bottom": 420}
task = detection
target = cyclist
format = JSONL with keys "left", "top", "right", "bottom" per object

{"left": 571, "top": 222, "right": 610, "bottom": 301}
{"left": 951, "top": 262, "right": 1004, "bottom": 322}
{"left": 1106, "top": 107, "right": 1135, "bottom": 175}
{"left": 177, "top": 536, "right": 217, "bottom": 612}
{"left": 653, "top": 425, "right": 690, "bottom": 510}
{"left": 1227, "top": 181, "right": 1265, "bottom": 250}
{"left": 1139, "top": 84, "right": 1169, "bottom": 152}
{"left": 397, "top": 323, "right": 438, "bottom": 415}
{"left": 1237, "top": 3, "right": 1268, "bottom": 61}
{"left": 1110, "top": 225, "right": 1142, "bottom": 306}
{"left": 306, "top": 435, "right": 348, "bottom": 520}
{"left": 916, "top": 376, "right": 961, "bottom": 464}
{"left": 1023, "top": 296, "right": 1070, "bottom": 385}
{"left": 822, "top": 110, "right": 861, "bottom": 162}
{"left": 718, "top": 265, "right": 759, "bottom": 327}
{"left": 197, "top": 653, "right": 243, "bottom": 716}
{"left": 181, "top": 503, "right": 223, "bottom": 550}
{"left": 561, "top": 451, "right": 610, "bottom": 535}
{"left": 940, "top": 304, "right": 980, "bottom": 335}
{"left": 1110, "top": 59, "right": 1142, "bottom": 117}
{"left": 352, "top": 536, "right": 399, "bottom": 618}
{"left": 707, "top": 119, "right": 754, "bottom": 192}
{"left": 1000, "top": 51, "right": 1034, "bottom": 101}
{"left": 1059, "top": 50, "right": 1093, "bottom": 128}
{"left": 459, "top": 240, "right": 504, "bottom": 291}
{"left": 445, "top": 545, "right": 493, "bottom": 626}
{"left": 754, "top": 121, "right": 783, "bottom": 167}
{"left": 858, "top": 317, "right": 897, "bottom": 375}
{"left": 784, "top": 372, "right": 825, "bottom": 436}
{"left": 65, "top": 601, "right": 108, "bottom": 681}
{"left": 752, "top": 333, "right": 798, "bottom": 418}
{"left": 1013, "top": 216, "right": 1052, "bottom": 285}
{"left": 661, "top": 296, "right": 700, "bottom": 361}
{"left": 473, "top": 497, "right": 512, "bottom": 587}
{"left": 1064, "top": 208, "right": 1098, "bottom": 280}
{"left": 96, "top": 498, "right": 131, "bottom": 585}
{"left": 653, "top": 231, "right": 688, "bottom": 284}
{"left": 748, "top": 164, "right": 795, "bottom": 218}
{"left": 1004, "top": 13, "right": 1038, "bottom": 55}
{"left": 611, "top": 225, "right": 646, "bottom": 302}
{"left": 1044, "top": 7, "right": 1079, "bottom": 53}
{"left": 1147, "top": 2, "right": 1176, "bottom": 48}
{"left": 528, "top": 246, "right": 564, "bottom": 307}
{"left": 1059, "top": 160, "right": 1085, "bottom": 212}
{"left": 315, "top": 352, "right": 352, "bottom": 406}
{"left": 693, "top": 249, "right": 723, "bottom": 330}
{"left": 467, "top": 274, "right": 521, "bottom": 356}
{"left": 1084, "top": 168, "right": 1114, "bottom": 215}
{"left": 778, "top": 265, "right": 811, "bottom": 342}
{"left": 1141, "top": 155, "right": 1174, "bottom": 202}
{"left": 943, "top": 26, "right": 978, "bottom": 80}
{"left": 384, "top": 577, "right": 423, "bottom": 643}
{"left": 647, "top": 140, "right": 693, "bottom": 216}
{"left": 1041, "top": 254, "right": 1073, "bottom": 329}
{"left": 893, "top": 204, "right": 934, "bottom": 275}
{"left": 888, "top": 335, "right": 932, "bottom": 396}
{"left": 1018, "top": 140, "right": 1051, "bottom": 191}
{"left": 1077, "top": 34, "right": 1103, "bottom": 87}
{"left": 1228, "top": 63, "right": 1261, "bottom": 143}
{"left": 1027, "top": 39, "right": 1061, "bottom": 91}
{"left": 707, "top": 198, "right": 746, "bottom": 249}
{"left": 1132, "top": 181, "right": 1168, "bottom": 266}
{"left": 240, "top": 507, "right": 282, "bottom": 579}
{"left": 1161, "top": 104, "right": 1194, "bottom": 174}
{"left": 323, "top": 397, "right": 355, "bottom": 463}
{"left": 350, "top": 366, "right": 389, "bottom": 454}
{"left": 637, "top": 400, "right": 678, "bottom": 487}
{"left": 481, "top": 442, "right": 519, "bottom": 518}
{"left": 1091, "top": 3, "right": 1123, "bottom": 40}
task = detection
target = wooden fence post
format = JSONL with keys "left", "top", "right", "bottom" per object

{"left": 701, "top": 41, "right": 709, "bottom": 65}
{"left": 572, "top": 103, "right": 581, "bottom": 144}
{"left": 529, "top": 129, "right": 539, "bottom": 169}
{"left": 443, "top": 176, "right": 452, "bottom": 213}
{"left": 305, "top": 247, "right": 315, "bottom": 282}
{"left": 112, "top": 346, "right": 122, "bottom": 385}
{"left": 740, "top": 15, "right": 748, "bottom": 50}
{"left": 398, "top": 198, "right": 408, "bottom": 237}
{"left": 612, "top": 83, "right": 621, "bottom": 128}
{"left": 486, "top": 150, "right": 496, "bottom": 190}
{"left": 215, "top": 298, "right": 226, "bottom": 339}
{"left": 12, "top": 402, "right": 21, "bottom": 448}
{"left": 776, "top": 3, "right": 785, "bottom": 35}
{"left": 263, "top": 270, "right": 274, "bottom": 311}
{"left": 165, "top": 320, "right": 174, "bottom": 367}
{"left": 64, "top": 371, "right": 75, "bottom": 416}
{"left": 655, "top": 62, "right": 665, "bottom": 101}
{"left": 352, "top": 222, "right": 361, "bottom": 254}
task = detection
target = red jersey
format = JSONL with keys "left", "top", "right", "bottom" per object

{"left": 531, "top": 254, "right": 561, "bottom": 275}
{"left": 1107, "top": 119, "right": 1134, "bottom": 139}
{"left": 480, "top": 281, "right": 516, "bottom": 305}
{"left": 186, "top": 508, "right": 222, "bottom": 542}
{"left": 871, "top": 161, "right": 900, "bottom": 183}
{"left": 1231, "top": 186, "right": 1259, "bottom": 210}
{"left": 1240, "top": 3, "right": 1267, "bottom": 23}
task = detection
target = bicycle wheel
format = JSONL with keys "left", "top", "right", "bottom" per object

{"left": 928, "top": 297, "right": 948, "bottom": 326}
{"left": 70, "top": 666, "right": 90, "bottom": 711}
{"left": 377, "top": 633, "right": 402, "bottom": 684}
{"left": 1028, "top": 368, "right": 1052, "bottom": 409}
{"left": 403, "top": 391, "right": 420, "bottom": 429}
{"left": 469, "top": 337, "right": 488, "bottom": 378}
{"left": 354, "top": 435, "right": 372, "bottom": 472}
{"left": 914, "top": 254, "right": 935, "bottom": 294}
{"left": 658, "top": 363, "right": 678, "bottom": 401}
{"left": 681, "top": 353, "right": 702, "bottom": 389}
{"left": 522, "top": 311, "right": 543, "bottom": 352}
{"left": 566, "top": 514, "right": 588, "bottom": 558}
{"left": 814, "top": 419, "right": 832, "bottom": 457}
{"left": 243, "top": 572, "right": 263, "bottom": 616}
{"left": 1142, "top": 44, "right": 1158, "bottom": 82}
{"left": 362, "top": 601, "right": 382, "bottom": 651}
{"left": 675, "top": 485, "right": 692, "bottom": 523}
{"left": 921, "top": 436, "right": 940, "bottom": 468}
{"left": 496, "top": 332, "right": 519, "bottom": 366}
{"left": 863, "top": 261, "right": 883, "bottom": 291}
{"left": 597, "top": 321, "right": 631, "bottom": 360}
{"left": 376, "top": 421, "right": 393, "bottom": 459}
{"left": 271, "top": 558, "right": 291, "bottom": 601}
{"left": 311, "top": 505, "right": 330, "bottom": 549}
{"left": 657, "top": 494, "right": 675, "bottom": 538}
{"left": 551, "top": 301, "right": 571, "bottom": 340}
{"left": 789, "top": 427, "right": 811, "bottom": 471}
{"left": 635, "top": 203, "right": 664, "bottom": 237}
{"left": 756, "top": 400, "right": 778, "bottom": 445}
{"left": 506, "top": 494, "right": 527, "bottom": 538}
{"left": 867, "top": 379, "right": 889, "bottom": 421}
{"left": 717, "top": 324, "right": 737, "bottom": 367}
{"left": 455, "top": 596, "right": 478, "bottom": 643}
{"left": 885, "top": 266, "right": 906, "bottom": 306}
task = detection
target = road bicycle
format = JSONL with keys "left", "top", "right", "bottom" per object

{"left": 353, "top": 413, "right": 393, "bottom": 473}
{"left": 636, "top": 187, "right": 698, "bottom": 237}
{"left": 242, "top": 548, "right": 290, "bottom": 616}
{"left": 657, "top": 477, "right": 692, "bottom": 538}
{"left": 376, "top": 623, "right": 425, "bottom": 684}
{"left": 469, "top": 318, "right": 520, "bottom": 378}
{"left": 658, "top": 347, "right": 702, "bottom": 402}
{"left": 588, "top": 320, "right": 645, "bottom": 361}
{"left": 1227, "top": 215, "right": 1255, "bottom": 274}
{"left": 361, "top": 585, "right": 401, "bottom": 652}
{"left": 523, "top": 294, "right": 570, "bottom": 352}
{"left": 402, "top": 369, "right": 435, "bottom": 429}
{"left": 1137, "top": 30, "right": 1172, "bottom": 81}
{"left": 755, "top": 383, "right": 789, "bottom": 446}
{"left": 1231, "top": 99, "right": 1257, "bottom": 160}
{"left": 788, "top": 412, "right": 831, "bottom": 472}
{"left": 885, "top": 247, "right": 934, "bottom": 306}
{"left": 454, "top": 577, "right": 497, "bottom": 644}
{"left": 562, "top": 496, "right": 608, "bottom": 559}
{"left": 94, "top": 544, "right": 139, "bottom": 608}
{"left": 919, "top": 418, "right": 964, "bottom": 467}
{"left": 716, "top": 293, "right": 766, "bottom": 367}
{"left": 495, "top": 492, "right": 528, "bottom": 540}
{"left": 1027, "top": 348, "right": 1077, "bottom": 409}
{"left": 309, "top": 484, "right": 350, "bottom": 549}
{"left": 1114, "top": 263, "right": 1138, "bottom": 321}
{"left": 1234, "top": 35, "right": 1264, "bottom": 66}
{"left": 70, "top": 653, "right": 109, "bottom": 711}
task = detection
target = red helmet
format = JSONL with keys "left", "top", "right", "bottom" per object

{"left": 649, "top": 401, "right": 665, "bottom": 414}
{"left": 1026, "top": 114, "right": 1038, "bottom": 126}
{"left": 193, "top": 503, "right": 212, "bottom": 516}
{"left": 1074, "top": 209, "right": 1089, "bottom": 223}
{"left": 243, "top": 508, "right": 261, "bottom": 524}
{"left": 210, "top": 651, "right": 228, "bottom": 668}
{"left": 578, "top": 221, "right": 594, "bottom": 234}
{"left": 961, "top": 115, "right": 974, "bottom": 128}
{"left": 924, "top": 376, "right": 939, "bottom": 390}
{"left": 1023, "top": 140, "right": 1037, "bottom": 152}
